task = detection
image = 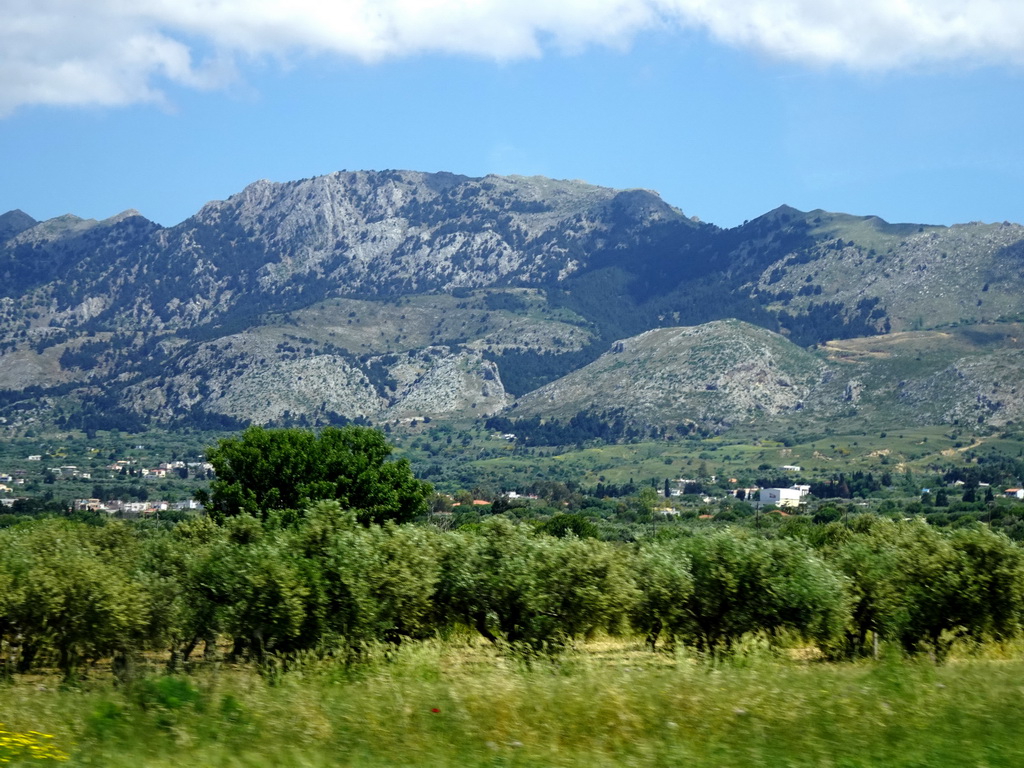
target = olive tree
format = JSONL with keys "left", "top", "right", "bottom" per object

{"left": 218, "top": 537, "right": 311, "bottom": 662}
{"left": 825, "top": 528, "right": 902, "bottom": 658}
{"left": 885, "top": 523, "right": 1024, "bottom": 658}
{"left": 947, "top": 527, "right": 1024, "bottom": 642}
{"left": 0, "top": 519, "right": 148, "bottom": 680}
{"left": 296, "top": 501, "right": 444, "bottom": 650}
{"left": 630, "top": 539, "right": 694, "bottom": 650}
{"left": 437, "top": 518, "right": 633, "bottom": 652}
{"left": 673, "top": 530, "right": 847, "bottom": 655}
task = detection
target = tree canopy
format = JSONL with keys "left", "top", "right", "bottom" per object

{"left": 198, "top": 426, "right": 432, "bottom": 525}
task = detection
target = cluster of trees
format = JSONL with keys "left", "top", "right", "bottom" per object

{"left": 484, "top": 347, "right": 604, "bottom": 397}
{"left": 485, "top": 410, "right": 649, "bottom": 446}
{"left": 806, "top": 471, "right": 887, "bottom": 499}
{"left": 946, "top": 454, "right": 1024, "bottom": 489}
{"left": 55, "top": 393, "right": 148, "bottom": 434}
{"left": 2, "top": 510, "right": 1023, "bottom": 681}
{"left": 58, "top": 339, "right": 108, "bottom": 371}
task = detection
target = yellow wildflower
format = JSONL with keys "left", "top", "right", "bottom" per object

{"left": 0, "top": 724, "right": 69, "bottom": 763}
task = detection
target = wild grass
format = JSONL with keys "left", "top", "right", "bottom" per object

{"left": 3, "top": 639, "right": 1024, "bottom": 767}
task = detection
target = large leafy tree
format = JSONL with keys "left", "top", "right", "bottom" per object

{"left": 198, "top": 426, "right": 432, "bottom": 525}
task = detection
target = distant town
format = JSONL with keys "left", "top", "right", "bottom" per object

{"left": 0, "top": 454, "right": 213, "bottom": 517}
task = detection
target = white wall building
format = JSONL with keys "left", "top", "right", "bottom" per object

{"left": 759, "top": 487, "right": 803, "bottom": 508}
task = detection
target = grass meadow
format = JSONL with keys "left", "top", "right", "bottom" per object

{"left": 4, "top": 638, "right": 1024, "bottom": 767}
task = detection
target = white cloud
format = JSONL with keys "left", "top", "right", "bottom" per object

{"left": 658, "top": 0, "right": 1024, "bottom": 70}
{"left": 3, "top": 0, "right": 1024, "bottom": 115}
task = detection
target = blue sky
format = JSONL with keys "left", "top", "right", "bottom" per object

{"left": 1, "top": 1, "right": 1023, "bottom": 229}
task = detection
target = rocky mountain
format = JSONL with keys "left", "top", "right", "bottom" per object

{"left": 1, "top": 170, "right": 1024, "bottom": 436}
{"left": 0, "top": 209, "right": 36, "bottom": 243}
{"left": 0, "top": 171, "right": 693, "bottom": 334}
{"left": 512, "top": 320, "right": 829, "bottom": 427}
{"left": 506, "top": 320, "right": 1024, "bottom": 436}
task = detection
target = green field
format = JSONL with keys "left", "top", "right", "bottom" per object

{"left": 4, "top": 641, "right": 1024, "bottom": 767}
{"left": 398, "top": 421, "right": 1017, "bottom": 495}
{"left": 3, "top": 420, "right": 1022, "bottom": 503}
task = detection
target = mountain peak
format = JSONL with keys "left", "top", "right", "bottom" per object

{"left": 0, "top": 208, "right": 38, "bottom": 241}
{"left": 102, "top": 209, "right": 149, "bottom": 225}
{"left": 759, "top": 204, "right": 808, "bottom": 222}
{"left": 772, "top": 204, "right": 806, "bottom": 217}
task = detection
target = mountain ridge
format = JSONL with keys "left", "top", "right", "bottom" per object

{"left": 2, "top": 170, "right": 1024, "bottom": 436}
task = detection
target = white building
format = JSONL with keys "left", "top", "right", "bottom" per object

{"left": 73, "top": 498, "right": 108, "bottom": 512}
{"left": 759, "top": 488, "right": 803, "bottom": 508}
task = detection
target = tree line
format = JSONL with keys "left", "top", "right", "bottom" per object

{"left": 2, "top": 510, "right": 1023, "bottom": 681}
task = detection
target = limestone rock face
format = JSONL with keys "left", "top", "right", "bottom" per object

{"left": 118, "top": 329, "right": 512, "bottom": 425}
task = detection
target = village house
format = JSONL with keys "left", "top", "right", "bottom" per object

{"left": 118, "top": 501, "right": 151, "bottom": 516}
{"left": 731, "top": 486, "right": 760, "bottom": 499}
{"left": 72, "top": 498, "right": 109, "bottom": 512}
{"left": 759, "top": 487, "right": 804, "bottom": 508}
